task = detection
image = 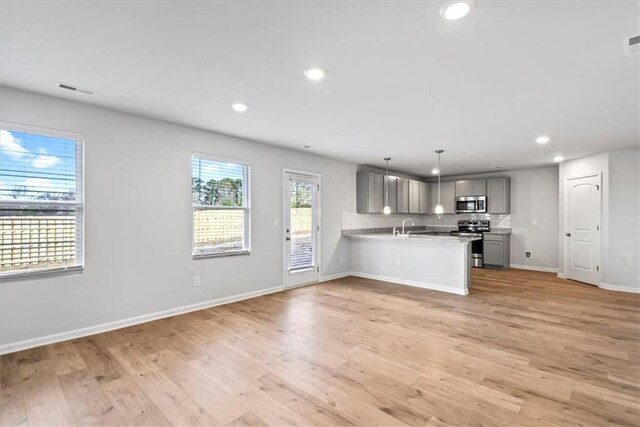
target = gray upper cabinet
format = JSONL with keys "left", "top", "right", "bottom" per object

{"left": 358, "top": 170, "right": 503, "bottom": 216}
{"left": 455, "top": 179, "right": 486, "bottom": 197}
{"left": 385, "top": 176, "right": 398, "bottom": 214}
{"left": 408, "top": 179, "right": 421, "bottom": 214}
{"left": 487, "top": 177, "right": 510, "bottom": 214}
{"left": 430, "top": 181, "right": 456, "bottom": 214}
{"left": 396, "top": 178, "right": 409, "bottom": 214}
{"left": 357, "top": 170, "right": 384, "bottom": 213}
{"left": 419, "top": 181, "right": 430, "bottom": 214}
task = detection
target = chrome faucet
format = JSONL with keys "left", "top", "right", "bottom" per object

{"left": 392, "top": 227, "right": 399, "bottom": 237}
{"left": 401, "top": 218, "right": 415, "bottom": 236}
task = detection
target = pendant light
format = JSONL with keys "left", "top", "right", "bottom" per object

{"left": 383, "top": 157, "right": 392, "bottom": 215}
{"left": 434, "top": 150, "right": 445, "bottom": 214}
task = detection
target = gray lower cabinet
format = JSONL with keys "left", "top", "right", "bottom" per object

{"left": 396, "top": 178, "right": 409, "bottom": 213}
{"left": 408, "top": 179, "right": 421, "bottom": 214}
{"left": 487, "top": 177, "right": 510, "bottom": 214}
{"left": 483, "top": 233, "right": 510, "bottom": 268}
{"left": 430, "top": 181, "right": 456, "bottom": 214}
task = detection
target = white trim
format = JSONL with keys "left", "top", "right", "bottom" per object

{"left": 319, "top": 272, "right": 351, "bottom": 282}
{"left": 557, "top": 273, "right": 567, "bottom": 279}
{"left": 191, "top": 151, "right": 251, "bottom": 167}
{"left": 598, "top": 283, "right": 640, "bottom": 294}
{"left": 1, "top": 122, "right": 85, "bottom": 278}
{"left": 282, "top": 168, "right": 321, "bottom": 289}
{"left": 348, "top": 271, "right": 469, "bottom": 296}
{"left": 191, "top": 153, "right": 251, "bottom": 257}
{"left": 563, "top": 172, "right": 603, "bottom": 286}
{"left": 1, "top": 120, "right": 84, "bottom": 141}
{"left": 0, "top": 285, "right": 284, "bottom": 355}
{"left": 510, "top": 264, "right": 558, "bottom": 273}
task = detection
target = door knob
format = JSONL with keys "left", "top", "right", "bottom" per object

{"left": 565, "top": 232, "right": 571, "bottom": 237}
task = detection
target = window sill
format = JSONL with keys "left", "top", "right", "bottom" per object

{"left": 193, "top": 250, "right": 251, "bottom": 260}
{"left": 0, "top": 265, "right": 84, "bottom": 281}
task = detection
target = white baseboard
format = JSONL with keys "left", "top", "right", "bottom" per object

{"left": 0, "top": 285, "right": 284, "bottom": 356}
{"left": 348, "top": 271, "right": 468, "bottom": 296}
{"left": 319, "top": 272, "right": 351, "bottom": 282}
{"left": 510, "top": 264, "right": 558, "bottom": 273}
{"left": 598, "top": 283, "right": 640, "bottom": 294}
{"left": 557, "top": 273, "right": 567, "bottom": 279}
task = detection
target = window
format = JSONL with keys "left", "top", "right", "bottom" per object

{"left": 192, "top": 154, "right": 250, "bottom": 257}
{"left": 0, "top": 123, "right": 84, "bottom": 277}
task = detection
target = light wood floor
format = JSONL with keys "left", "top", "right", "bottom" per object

{"left": 1, "top": 269, "right": 639, "bottom": 426}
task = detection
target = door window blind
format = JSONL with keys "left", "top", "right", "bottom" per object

{"left": 192, "top": 154, "right": 250, "bottom": 257}
{"left": 288, "top": 179, "right": 316, "bottom": 271}
{"left": 0, "top": 124, "right": 84, "bottom": 276}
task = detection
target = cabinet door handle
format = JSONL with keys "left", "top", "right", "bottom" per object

{"left": 565, "top": 232, "right": 571, "bottom": 237}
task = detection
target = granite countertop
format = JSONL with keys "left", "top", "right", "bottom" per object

{"left": 345, "top": 232, "right": 481, "bottom": 244}
{"left": 483, "top": 228, "right": 512, "bottom": 235}
{"left": 342, "top": 226, "right": 456, "bottom": 235}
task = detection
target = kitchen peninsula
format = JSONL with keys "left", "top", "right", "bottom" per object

{"left": 344, "top": 229, "right": 480, "bottom": 295}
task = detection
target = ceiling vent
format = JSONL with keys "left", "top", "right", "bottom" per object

{"left": 58, "top": 82, "right": 95, "bottom": 96}
{"left": 625, "top": 35, "right": 640, "bottom": 55}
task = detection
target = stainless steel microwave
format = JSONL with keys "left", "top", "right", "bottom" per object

{"left": 455, "top": 196, "right": 487, "bottom": 213}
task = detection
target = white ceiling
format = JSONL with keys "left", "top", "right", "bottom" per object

{"left": 1, "top": 1, "right": 638, "bottom": 176}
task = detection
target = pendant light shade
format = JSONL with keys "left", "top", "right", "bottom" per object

{"left": 383, "top": 157, "right": 391, "bottom": 215}
{"left": 434, "top": 150, "right": 444, "bottom": 214}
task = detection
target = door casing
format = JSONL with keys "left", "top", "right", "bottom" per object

{"left": 563, "top": 172, "right": 602, "bottom": 286}
{"left": 282, "top": 169, "right": 321, "bottom": 288}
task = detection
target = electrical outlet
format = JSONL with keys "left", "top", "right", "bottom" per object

{"left": 396, "top": 258, "right": 402, "bottom": 266}
{"left": 193, "top": 276, "right": 200, "bottom": 287}
{"left": 525, "top": 251, "right": 531, "bottom": 258}
{"left": 274, "top": 219, "right": 280, "bottom": 227}
{"left": 339, "top": 254, "right": 344, "bottom": 262}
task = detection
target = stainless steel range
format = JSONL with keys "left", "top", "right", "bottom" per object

{"left": 450, "top": 220, "right": 490, "bottom": 268}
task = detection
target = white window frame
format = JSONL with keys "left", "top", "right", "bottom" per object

{"left": 191, "top": 152, "right": 251, "bottom": 258}
{"left": 0, "top": 121, "right": 85, "bottom": 278}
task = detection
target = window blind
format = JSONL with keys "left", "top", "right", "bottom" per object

{"left": 192, "top": 154, "right": 250, "bottom": 257}
{"left": 0, "top": 125, "right": 84, "bottom": 276}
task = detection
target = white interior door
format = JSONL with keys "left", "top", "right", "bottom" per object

{"left": 284, "top": 171, "right": 320, "bottom": 288}
{"left": 564, "top": 174, "right": 601, "bottom": 286}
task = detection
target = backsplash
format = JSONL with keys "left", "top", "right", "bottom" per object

{"left": 342, "top": 212, "right": 427, "bottom": 230}
{"left": 342, "top": 212, "right": 510, "bottom": 230}
{"left": 423, "top": 213, "right": 511, "bottom": 228}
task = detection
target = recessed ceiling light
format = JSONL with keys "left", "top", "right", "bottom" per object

{"left": 554, "top": 156, "right": 564, "bottom": 162}
{"left": 232, "top": 103, "right": 248, "bottom": 113}
{"left": 303, "top": 145, "right": 311, "bottom": 149}
{"left": 536, "top": 136, "right": 550, "bottom": 144}
{"left": 494, "top": 166, "right": 502, "bottom": 169}
{"left": 440, "top": 1, "right": 474, "bottom": 20}
{"left": 432, "top": 168, "right": 440, "bottom": 175}
{"left": 304, "top": 67, "right": 325, "bottom": 81}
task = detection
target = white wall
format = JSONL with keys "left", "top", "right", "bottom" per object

{"left": 605, "top": 148, "right": 639, "bottom": 289}
{"left": 558, "top": 148, "right": 639, "bottom": 291}
{"left": 0, "top": 87, "right": 356, "bottom": 350}
{"left": 423, "top": 167, "right": 560, "bottom": 271}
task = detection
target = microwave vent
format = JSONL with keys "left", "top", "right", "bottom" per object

{"left": 58, "top": 82, "right": 95, "bottom": 96}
